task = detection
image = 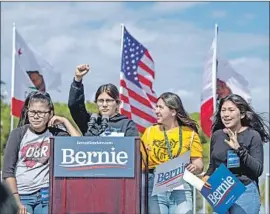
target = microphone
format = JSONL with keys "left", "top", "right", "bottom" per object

{"left": 87, "top": 113, "right": 99, "bottom": 130}
{"left": 87, "top": 113, "right": 101, "bottom": 136}
{"left": 100, "top": 115, "right": 109, "bottom": 130}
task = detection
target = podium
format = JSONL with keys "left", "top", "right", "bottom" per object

{"left": 49, "top": 136, "right": 148, "bottom": 214}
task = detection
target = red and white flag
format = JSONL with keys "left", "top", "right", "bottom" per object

{"left": 201, "top": 35, "right": 217, "bottom": 138}
{"left": 216, "top": 59, "right": 251, "bottom": 103}
{"left": 119, "top": 26, "right": 157, "bottom": 133}
{"left": 200, "top": 25, "right": 251, "bottom": 137}
{"left": 11, "top": 25, "right": 61, "bottom": 118}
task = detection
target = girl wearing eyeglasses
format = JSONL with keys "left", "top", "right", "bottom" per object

{"left": 68, "top": 64, "right": 139, "bottom": 137}
{"left": 3, "top": 91, "right": 81, "bottom": 214}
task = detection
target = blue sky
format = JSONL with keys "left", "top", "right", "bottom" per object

{"left": 182, "top": 2, "right": 268, "bottom": 33}
{"left": 1, "top": 2, "right": 269, "bottom": 115}
{"left": 122, "top": 2, "right": 269, "bottom": 34}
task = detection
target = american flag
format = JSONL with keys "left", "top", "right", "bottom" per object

{"left": 120, "top": 26, "right": 157, "bottom": 133}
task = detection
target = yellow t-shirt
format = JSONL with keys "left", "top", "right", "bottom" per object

{"left": 141, "top": 125, "right": 203, "bottom": 169}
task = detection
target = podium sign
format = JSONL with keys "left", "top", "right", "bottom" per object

{"left": 53, "top": 136, "right": 136, "bottom": 177}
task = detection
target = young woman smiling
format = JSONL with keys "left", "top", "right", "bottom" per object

{"left": 141, "top": 92, "right": 204, "bottom": 214}
{"left": 203, "top": 94, "right": 269, "bottom": 214}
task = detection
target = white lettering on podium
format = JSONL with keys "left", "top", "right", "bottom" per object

{"left": 60, "top": 147, "right": 128, "bottom": 167}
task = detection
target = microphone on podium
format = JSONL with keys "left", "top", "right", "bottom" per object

{"left": 88, "top": 113, "right": 99, "bottom": 129}
{"left": 100, "top": 115, "right": 109, "bottom": 130}
{"left": 87, "top": 113, "right": 100, "bottom": 136}
{"left": 98, "top": 115, "right": 109, "bottom": 135}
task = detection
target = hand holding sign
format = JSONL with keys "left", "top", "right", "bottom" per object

{"left": 201, "top": 175, "right": 211, "bottom": 189}
{"left": 185, "top": 163, "right": 197, "bottom": 173}
{"left": 199, "top": 164, "right": 246, "bottom": 214}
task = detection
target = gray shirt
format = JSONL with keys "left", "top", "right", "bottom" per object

{"left": 3, "top": 125, "right": 69, "bottom": 194}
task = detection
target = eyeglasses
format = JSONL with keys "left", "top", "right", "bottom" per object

{"left": 96, "top": 99, "right": 116, "bottom": 106}
{"left": 28, "top": 110, "right": 50, "bottom": 118}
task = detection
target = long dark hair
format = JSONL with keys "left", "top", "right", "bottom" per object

{"left": 212, "top": 94, "right": 269, "bottom": 142}
{"left": 158, "top": 92, "right": 198, "bottom": 133}
{"left": 17, "top": 91, "right": 54, "bottom": 128}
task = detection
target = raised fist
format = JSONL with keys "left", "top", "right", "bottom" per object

{"left": 75, "top": 64, "right": 90, "bottom": 82}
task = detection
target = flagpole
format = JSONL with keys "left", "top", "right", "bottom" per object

{"left": 10, "top": 23, "right": 16, "bottom": 132}
{"left": 119, "top": 23, "right": 125, "bottom": 113}
{"left": 212, "top": 23, "right": 218, "bottom": 112}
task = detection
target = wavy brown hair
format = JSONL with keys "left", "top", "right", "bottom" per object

{"left": 158, "top": 92, "right": 198, "bottom": 133}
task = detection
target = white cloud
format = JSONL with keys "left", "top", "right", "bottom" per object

{"left": 1, "top": 2, "right": 268, "bottom": 114}
{"left": 176, "top": 89, "right": 194, "bottom": 97}
{"left": 244, "top": 13, "right": 256, "bottom": 20}
{"left": 152, "top": 2, "right": 206, "bottom": 13}
{"left": 236, "top": 13, "right": 256, "bottom": 26}
{"left": 229, "top": 57, "right": 269, "bottom": 113}
{"left": 218, "top": 32, "right": 268, "bottom": 54}
{"left": 167, "top": 88, "right": 194, "bottom": 98}
{"left": 211, "top": 10, "right": 227, "bottom": 18}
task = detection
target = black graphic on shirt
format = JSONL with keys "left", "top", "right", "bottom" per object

{"left": 153, "top": 138, "right": 179, "bottom": 162}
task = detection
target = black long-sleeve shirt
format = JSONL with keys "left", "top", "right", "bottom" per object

{"left": 205, "top": 128, "right": 264, "bottom": 186}
{"left": 68, "top": 79, "right": 139, "bottom": 137}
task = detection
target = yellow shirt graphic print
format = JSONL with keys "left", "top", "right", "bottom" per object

{"left": 141, "top": 125, "right": 203, "bottom": 169}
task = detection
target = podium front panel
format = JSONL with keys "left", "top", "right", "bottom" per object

{"left": 49, "top": 137, "right": 147, "bottom": 214}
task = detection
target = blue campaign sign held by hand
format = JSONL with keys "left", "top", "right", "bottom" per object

{"left": 200, "top": 164, "right": 246, "bottom": 214}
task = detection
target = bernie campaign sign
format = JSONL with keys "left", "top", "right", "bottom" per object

{"left": 200, "top": 164, "right": 246, "bottom": 214}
